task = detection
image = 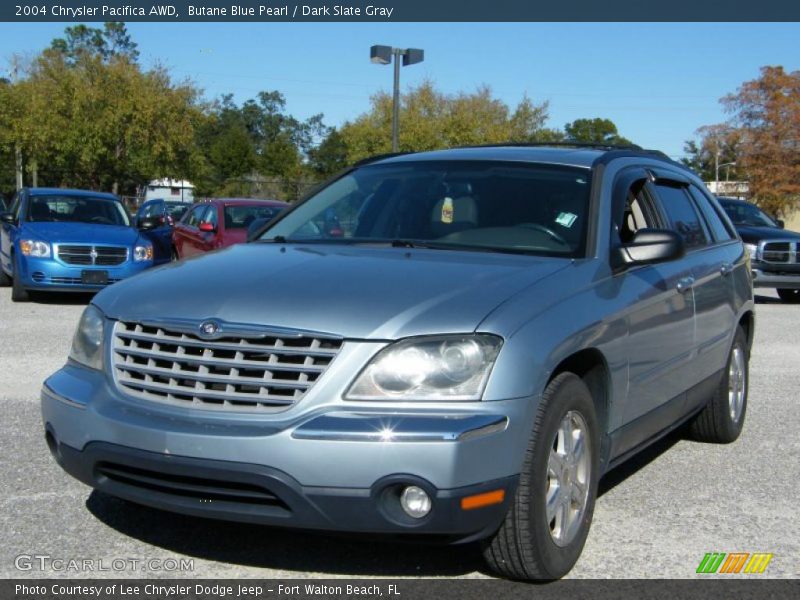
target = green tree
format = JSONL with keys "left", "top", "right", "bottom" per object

{"left": 563, "top": 118, "right": 632, "bottom": 145}
{"left": 50, "top": 22, "right": 139, "bottom": 64}
{"left": 339, "top": 81, "right": 558, "bottom": 163}
{"left": 9, "top": 44, "right": 203, "bottom": 194}
{"left": 308, "top": 128, "right": 348, "bottom": 177}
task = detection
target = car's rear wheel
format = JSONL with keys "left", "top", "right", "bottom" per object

{"left": 688, "top": 327, "right": 748, "bottom": 443}
{"left": 483, "top": 372, "right": 599, "bottom": 580}
{"left": 777, "top": 289, "right": 800, "bottom": 304}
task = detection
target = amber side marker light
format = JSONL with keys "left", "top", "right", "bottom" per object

{"left": 461, "top": 489, "right": 505, "bottom": 510}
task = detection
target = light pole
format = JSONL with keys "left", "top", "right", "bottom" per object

{"left": 370, "top": 45, "right": 424, "bottom": 152}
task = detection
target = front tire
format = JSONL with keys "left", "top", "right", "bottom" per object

{"left": 777, "top": 289, "right": 800, "bottom": 304}
{"left": 483, "top": 372, "right": 599, "bottom": 580}
{"left": 688, "top": 327, "right": 748, "bottom": 443}
{"left": 10, "top": 255, "right": 29, "bottom": 302}
{"left": 0, "top": 267, "right": 10, "bottom": 287}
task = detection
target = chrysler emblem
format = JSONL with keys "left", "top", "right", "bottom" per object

{"left": 199, "top": 321, "right": 220, "bottom": 336}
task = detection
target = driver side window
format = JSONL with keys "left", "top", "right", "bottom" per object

{"left": 618, "top": 180, "right": 659, "bottom": 244}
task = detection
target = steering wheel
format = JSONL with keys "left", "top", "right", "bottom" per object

{"left": 515, "top": 223, "right": 569, "bottom": 247}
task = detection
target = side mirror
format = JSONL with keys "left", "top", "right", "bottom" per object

{"left": 137, "top": 217, "right": 159, "bottom": 231}
{"left": 198, "top": 222, "right": 216, "bottom": 233}
{"left": 246, "top": 217, "right": 270, "bottom": 242}
{"left": 615, "top": 229, "right": 685, "bottom": 268}
{"left": 776, "top": 219, "right": 785, "bottom": 229}
{"left": 0, "top": 212, "right": 15, "bottom": 225}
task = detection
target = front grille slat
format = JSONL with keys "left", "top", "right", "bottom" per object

{"left": 113, "top": 321, "right": 342, "bottom": 412}
{"left": 57, "top": 244, "right": 128, "bottom": 266}
{"left": 761, "top": 241, "right": 800, "bottom": 264}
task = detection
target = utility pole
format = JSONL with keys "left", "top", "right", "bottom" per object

{"left": 10, "top": 55, "right": 23, "bottom": 191}
{"left": 370, "top": 46, "right": 425, "bottom": 153}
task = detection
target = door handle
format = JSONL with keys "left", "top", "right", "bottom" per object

{"left": 720, "top": 262, "right": 733, "bottom": 276}
{"left": 676, "top": 276, "right": 695, "bottom": 294}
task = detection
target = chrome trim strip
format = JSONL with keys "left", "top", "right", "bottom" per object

{"left": 291, "top": 412, "right": 509, "bottom": 442}
{"left": 41, "top": 383, "right": 87, "bottom": 410}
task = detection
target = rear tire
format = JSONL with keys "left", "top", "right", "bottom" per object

{"left": 483, "top": 372, "right": 599, "bottom": 580}
{"left": 777, "top": 289, "right": 800, "bottom": 304}
{"left": 688, "top": 327, "right": 748, "bottom": 443}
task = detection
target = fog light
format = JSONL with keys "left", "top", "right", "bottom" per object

{"left": 400, "top": 485, "right": 431, "bottom": 519}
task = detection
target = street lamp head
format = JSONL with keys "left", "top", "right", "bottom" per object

{"left": 402, "top": 48, "right": 425, "bottom": 66}
{"left": 370, "top": 45, "right": 393, "bottom": 65}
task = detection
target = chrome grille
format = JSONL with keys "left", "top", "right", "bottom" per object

{"left": 58, "top": 245, "right": 128, "bottom": 266}
{"left": 112, "top": 321, "right": 343, "bottom": 412}
{"left": 761, "top": 241, "right": 799, "bottom": 264}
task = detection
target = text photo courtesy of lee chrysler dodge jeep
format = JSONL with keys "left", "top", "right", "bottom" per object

{"left": 41, "top": 145, "right": 753, "bottom": 580}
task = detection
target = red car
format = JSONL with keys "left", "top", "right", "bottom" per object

{"left": 172, "top": 199, "right": 288, "bottom": 259}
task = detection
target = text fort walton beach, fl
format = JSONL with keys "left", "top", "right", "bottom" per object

{"left": 45, "top": 5, "right": 395, "bottom": 18}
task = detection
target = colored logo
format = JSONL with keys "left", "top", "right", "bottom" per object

{"left": 696, "top": 552, "right": 773, "bottom": 574}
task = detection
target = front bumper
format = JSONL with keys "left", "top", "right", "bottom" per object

{"left": 42, "top": 364, "right": 533, "bottom": 541}
{"left": 17, "top": 255, "right": 151, "bottom": 291}
{"left": 752, "top": 266, "right": 800, "bottom": 289}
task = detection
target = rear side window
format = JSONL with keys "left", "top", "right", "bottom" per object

{"left": 688, "top": 187, "right": 734, "bottom": 242}
{"left": 654, "top": 183, "right": 709, "bottom": 250}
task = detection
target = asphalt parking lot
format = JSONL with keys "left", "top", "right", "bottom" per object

{"left": 0, "top": 289, "right": 797, "bottom": 580}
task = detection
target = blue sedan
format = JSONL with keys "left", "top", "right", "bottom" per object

{"left": 0, "top": 188, "right": 156, "bottom": 301}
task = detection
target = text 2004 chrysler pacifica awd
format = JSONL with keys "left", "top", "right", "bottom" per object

{"left": 42, "top": 145, "right": 753, "bottom": 580}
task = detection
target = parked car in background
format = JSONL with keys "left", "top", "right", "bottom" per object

{"left": 172, "top": 198, "right": 288, "bottom": 259}
{"left": 0, "top": 188, "right": 155, "bottom": 301}
{"left": 43, "top": 146, "right": 754, "bottom": 580}
{"left": 134, "top": 199, "right": 193, "bottom": 264}
{"left": 718, "top": 196, "right": 800, "bottom": 303}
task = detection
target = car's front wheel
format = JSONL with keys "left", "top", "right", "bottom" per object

{"left": 0, "top": 266, "right": 10, "bottom": 287}
{"left": 688, "top": 326, "right": 748, "bottom": 443}
{"left": 483, "top": 372, "right": 599, "bottom": 580}
{"left": 10, "top": 255, "right": 29, "bottom": 302}
{"left": 777, "top": 289, "right": 800, "bottom": 304}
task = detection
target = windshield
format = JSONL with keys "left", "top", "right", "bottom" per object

{"left": 27, "top": 195, "right": 131, "bottom": 227}
{"left": 260, "top": 161, "right": 592, "bottom": 257}
{"left": 224, "top": 205, "right": 284, "bottom": 229}
{"left": 720, "top": 200, "right": 777, "bottom": 228}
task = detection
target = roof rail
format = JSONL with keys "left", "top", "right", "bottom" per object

{"left": 460, "top": 141, "right": 645, "bottom": 151}
{"left": 353, "top": 151, "right": 413, "bottom": 166}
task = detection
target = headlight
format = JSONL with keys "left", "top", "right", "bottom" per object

{"left": 133, "top": 245, "right": 153, "bottom": 261}
{"left": 69, "top": 305, "right": 105, "bottom": 370}
{"left": 744, "top": 243, "right": 758, "bottom": 261}
{"left": 20, "top": 239, "right": 51, "bottom": 258}
{"left": 345, "top": 334, "right": 503, "bottom": 401}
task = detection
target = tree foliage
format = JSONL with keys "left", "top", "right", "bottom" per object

{"left": 50, "top": 22, "right": 140, "bottom": 64}
{"left": 339, "top": 81, "right": 561, "bottom": 163}
{"left": 564, "top": 118, "right": 632, "bottom": 146}
{"left": 681, "top": 124, "right": 741, "bottom": 182}
{"left": 722, "top": 66, "right": 800, "bottom": 216}
{"left": 9, "top": 47, "right": 203, "bottom": 194}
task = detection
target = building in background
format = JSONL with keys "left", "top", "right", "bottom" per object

{"left": 143, "top": 179, "right": 195, "bottom": 204}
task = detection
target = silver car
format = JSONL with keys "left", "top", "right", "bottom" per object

{"left": 42, "top": 145, "right": 754, "bottom": 580}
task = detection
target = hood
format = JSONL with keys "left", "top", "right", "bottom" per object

{"left": 23, "top": 221, "right": 141, "bottom": 247}
{"left": 735, "top": 224, "right": 800, "bottom": 244}
{"left": 95, "top": 243, "right": 569, "bottom": 339}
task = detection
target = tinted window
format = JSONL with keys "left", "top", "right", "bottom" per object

{"left": 262, "top": 161, "right": 593, "bottom": 257}
{"left": 689, "top": 187, "right": 733, "bottom": 242}
{"left": 184, "top": 205, "right": 205, "bottom": 227}
{"left": 654, "top": 184, "right": 708, "bottom": 250}
{"left": 27, "top": 195, "right": 130, "bottom": 227}
{"left": 719, "top": 199, "right": 777, "bottom": 228}
{"left": 224, "top": 205, "right": 283, "bottom": 230}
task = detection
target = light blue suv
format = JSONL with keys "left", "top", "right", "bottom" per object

{"left": 41, "top": 145, "right": 754, "bottom": 579}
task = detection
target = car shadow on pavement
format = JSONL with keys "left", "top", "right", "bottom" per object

{"left": 754, "top": 293, "right": 781, "bottom": 304}
{"left": 598, "top": 431, "right": 681, "bottom": 497}
{"left": 27, "top": 291, "right": 95, "bottom": 305}
{"left": 85, "top": 491, "right": 483, "bottom": 576}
